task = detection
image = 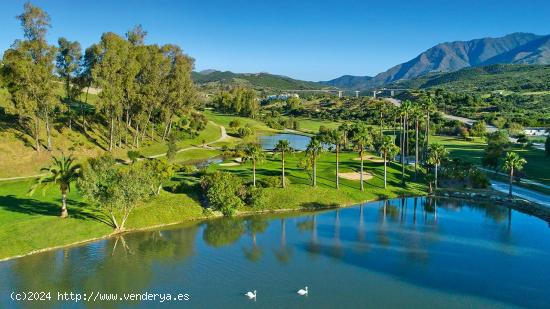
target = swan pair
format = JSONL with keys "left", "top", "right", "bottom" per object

{"left": 245, "top": 287, "right": 308, "bottom": 300}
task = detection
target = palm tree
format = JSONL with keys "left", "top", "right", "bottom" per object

{"left": 338, "top": 122, "right": 352, "bottom": 150}
{"left": 422, "top": 94, "right": 436, "bottom": 160}
{"left": 305, "top": 137, "right": 323, "bottom": 187}
{"left": 326, "top": 129, "right": 346, "bottom": 189}
{"left": 351, "top": 124, "right": 373, "bottom": 191}
{"left": 378, "top": 136, "right": 400, "bottom": 189}
{"left": 29, "top": 154, "right": 81, "bottom": 218}
{"left": 274, "top": 140, "right": 293, "bottom": 188}
{"left": 242, "top": 143, "right": 265, "bottom": 187}
{"left": 411, "top": 102, "right": 423, "bottom": 179}
{"left": 503, "top": 152, "right": 527, "bottom": 197}
{"left": 426, "top": 143, "right": 448, "bottom": 189}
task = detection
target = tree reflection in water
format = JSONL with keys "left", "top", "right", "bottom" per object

{"left": 242, "top": 216, "right": 268, "bottom": 262}
{"left": 273, "top": 218, "right": 293, "bottom": 265}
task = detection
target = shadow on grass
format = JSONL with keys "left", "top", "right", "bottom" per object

{"left": 0, "top": 195, "right": 111, "bottom": 226}
{"left": 300, "top": 202, "right": 340, "bottom": 210}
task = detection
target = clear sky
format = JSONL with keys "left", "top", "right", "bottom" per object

{"left": 1, "top": 0, "right": 550, "bottom": 81}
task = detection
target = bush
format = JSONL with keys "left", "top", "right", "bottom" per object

{"left": 237, "top": 127, "right": 253, "bottom": 138}
{"left": 244, "top": 187, "right": 267, "bottom": 208}
{"left": 469, "top": 170, "right": 490, "bottom": 189}
{"left": 257, "top": 175, "right": 290, "bottom": 188}
{"left": 127, "top": 150, "right": 141, "bottom": 163}
{"left": 200, "top": 172, "right": 245, "bottom": 216}
{"left": 179, "top": 164, "right": 197, "bottom": 174}
{"left": 229, "top": 119, "right": 241, "bottom": 128}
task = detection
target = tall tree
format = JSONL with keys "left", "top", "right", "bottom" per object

{"left": 351, "top": 124, "right": 373, "bottom": 191}
{"left": 411, "top": 101, "right": 423, "bottom": 179}
{"left": 427, "top": 143, "right": 448, "bottom": 189}
{"left": 323, "top": 128, "right": 346, "bottom": 189}
{"left": 92, "top": 32, "right": 129, "bottom": 151}
{"left": 378, "top": 136, "right": 399, "bottom": 189}
{"left": 161, "top": 44, "right": 196, "bottom": 140}
{"left": 274, "top": 140, "right": 293, "bottom": 188}
{"left": 503, "top": 152, "right": 527, "bottom": 197}
{"left": 242, "top": 143, "right": 265, "bottom": 187}
{"left": 421, "top": 94, "right": 436, "bottom": 161}
{"left": 3, "top": 3, "right": 57, "bottom": 152}
{"left": 305, "top": 137, "right": 323, "bottom": 187}
{"left": 29, "top": 154, "right": 81, "bottom": 218}
{"left": 56, "top": 37, "right": 82, "bottom": 129}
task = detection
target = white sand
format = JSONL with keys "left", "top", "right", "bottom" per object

{"left": 338, "top": 172, "right": 373, "bottom": 181}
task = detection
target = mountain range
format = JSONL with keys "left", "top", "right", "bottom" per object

{"left": 322, "top": 32, "right": 550, "bottom": 89}
{"left": 191, "top": 70, "right": 329, "bottom": 91}
{"left": 194, "top": 33, "right": 550, "bottom": 91}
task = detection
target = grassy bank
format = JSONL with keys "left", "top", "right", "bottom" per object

{"left": 0, "top": 147, "right": 425, "bottom": 260}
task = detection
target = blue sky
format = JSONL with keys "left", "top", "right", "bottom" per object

{"left": 1, "top": 0, "right": 550, "bottom": 81}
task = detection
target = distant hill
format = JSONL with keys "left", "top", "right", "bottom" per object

{"left": 192, "top": 70, "right": 329, "bottom": 91}
{"left": 319, "top": 75, "right": 372, "bottom": 90}
{"left": 327, "top": 32, "right": 550, "bottom": 89}
{"left": 391, "top": 64, "right": 550, "bottom": 92}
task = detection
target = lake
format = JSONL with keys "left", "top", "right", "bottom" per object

{"left": 1, "top": 197, "right": 550, "bottom": 308}
{"left": 259, "top": 133, "right": 311, "bottom": 151}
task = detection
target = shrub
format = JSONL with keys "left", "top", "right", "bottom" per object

{"left": 127, "top": 150, "right": 141, "bottom": 163}
{"left": 244, "top": 187, "right": 267, "bottom": 208}
{"left": 469, "top": 169, "right": 490, "bottom": 189}
{"left": 229, "top": 119, "right": 241, "bottom": 128}
{"left": 237, "top": 127, "right": 253, "bottom": 138}
{"left": 257, "top": 175, "right": 290, "bottom": 188}
{"left": 200, "top": 172, "right": 244, "bottom": 216}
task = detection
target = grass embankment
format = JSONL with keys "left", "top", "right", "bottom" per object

{"left": 0, "top": 146, "right": 425, "bottom": 260}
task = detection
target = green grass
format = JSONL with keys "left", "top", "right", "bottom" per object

{"left": 136, "top": 121, "right": 222, "bottom": 157}
{"left": 0, "top": 178, "right": 206, "bottom": 259}
{"left": 432, "top": 135, "right": 549, "bottom": 185}
{"left": 210, "top": 150, "right": 426, "bottom": 209}
{"left": 203, "top": 110, "right": 274, "bottom": 133}
{"left": 0, "top": 146, "right": 426, "bottom": 259}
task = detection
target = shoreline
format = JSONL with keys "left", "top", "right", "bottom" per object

{"left": 3, "top": 186, "right": 548, "bottom": 262}
{"left": 0, "top": 194, "right": 423, "bottom": 262}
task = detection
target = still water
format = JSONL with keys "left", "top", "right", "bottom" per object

{"left": 1, "top": 197, "right": 550, "bottom": 308}
{"left": 259, "top": 133, "right": 311, "bottom": 151}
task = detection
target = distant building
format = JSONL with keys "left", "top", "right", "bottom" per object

{"left": 524, "top": 127, "right": 548, "bottom": 136}
{"left": 265, "top": 93, "right": 299, "bottom": 101}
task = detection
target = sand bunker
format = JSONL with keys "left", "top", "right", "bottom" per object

{"left": 352, "top": 156, "right": 385, "bottom": 163}
{"left": 219, "top": 162, "right": 240, "bottom": 167}
{"left": 338, "top": 172, "right": 373, "bottom": 181}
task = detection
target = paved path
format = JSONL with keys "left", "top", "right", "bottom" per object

{"left": 479, "top": 168, "right": 550, "bottom": 190}
{"left": 491, "top": 180, "right": 550, "bottom": 206}
{"left": 148, "top": 122, "right": 228, "bottom": 159}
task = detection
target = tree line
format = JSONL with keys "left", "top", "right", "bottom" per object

{"left": 1, "top": 3, "right": 197, "bottom": 153}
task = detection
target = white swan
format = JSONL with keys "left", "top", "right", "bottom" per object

{"left": 245, "top": 290, "right": 257, "bottom": 300}
{"left": 297, "top": 286, "right": 308, "bottom": 296}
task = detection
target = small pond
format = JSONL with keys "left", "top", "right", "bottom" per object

{"left": 1, "top": 197, "right": 550, "bottom": 308}
{"left": 259, "top": 133, "right": 311, "bottom": 151}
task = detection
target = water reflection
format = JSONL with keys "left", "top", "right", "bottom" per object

{"left": 2, "top": 197, "right": 550, "bottom": 308}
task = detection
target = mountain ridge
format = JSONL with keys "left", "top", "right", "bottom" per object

{"left": 325, "top": 32, "right": 550, "bottom": 89}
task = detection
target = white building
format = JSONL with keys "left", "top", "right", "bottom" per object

{"left": 524, "top": 127, "right": 549, "bottom": 136}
